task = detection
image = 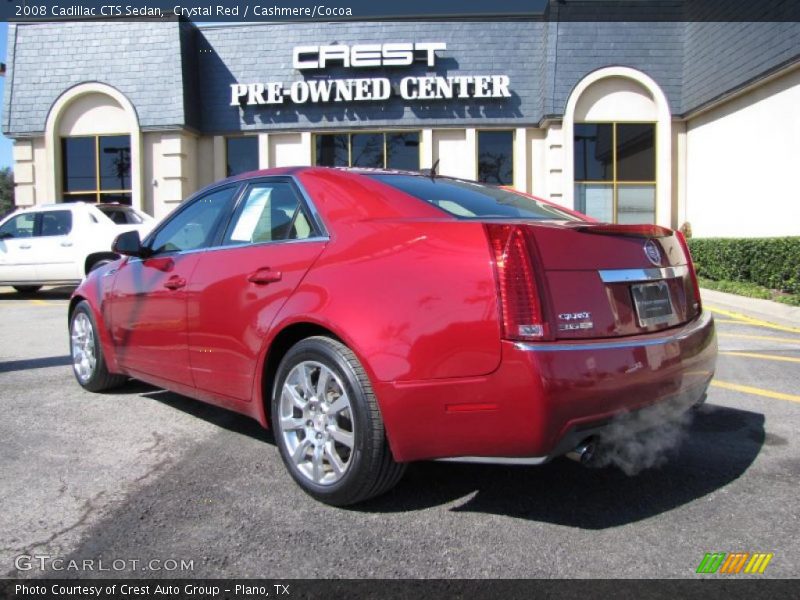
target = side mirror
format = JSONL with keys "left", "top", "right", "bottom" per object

{"left": 112, "top": 230, "right": 149, "bottom": 258}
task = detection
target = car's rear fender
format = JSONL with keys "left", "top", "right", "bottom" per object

{"left": 271, "top": 219, "right": 504, "bottom": 383}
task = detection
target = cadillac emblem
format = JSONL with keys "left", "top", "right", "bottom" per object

{"left": 644, "top": 240, "right": 662, "bottom": 266}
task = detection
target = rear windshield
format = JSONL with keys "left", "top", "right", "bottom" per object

{"left": 97, "top": 205, "right": 144, "bottom": 225}
{"left": 367, "top": 174, "right": 579, "bottom": 221}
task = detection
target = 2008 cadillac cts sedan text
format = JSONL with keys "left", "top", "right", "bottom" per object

{"left": 69, "top": 167, "right": 717, "bottom": 505}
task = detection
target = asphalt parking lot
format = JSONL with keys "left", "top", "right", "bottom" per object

{"left": 1, "top": 286, "right": 798, "bottom": 579}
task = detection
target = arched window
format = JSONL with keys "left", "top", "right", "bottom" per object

{"left": 563, "top": 68, "right": 671, "bottom": 226}
{"left": 45, "top": 84, "right": 141, "bottom": 209}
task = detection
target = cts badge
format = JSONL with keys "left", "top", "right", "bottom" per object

{"left": 557, "top": 311, "right": 593, "bottom": 331}
{"left": 644, "top": 240, "right": 662, "bottom": 266}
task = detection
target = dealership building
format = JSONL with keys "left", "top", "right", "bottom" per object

{"left": 3, "top": 6, "right": 800, "bottom": 237}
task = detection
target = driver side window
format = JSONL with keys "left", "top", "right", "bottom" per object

{"left": 149, "top": 187, "right": 237, "bottom": 255}
{"left": 0, "top": 213, "right": 36, "bottom": 239}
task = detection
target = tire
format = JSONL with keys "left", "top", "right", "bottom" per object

{"left": 272, "top": 336, "right": 406, "bottom": 506}
{"left": 13, "top": 285, "right": 42, "bottom": 294}
{"left": 69, "top": 300, "right": 127, "bottom": 392}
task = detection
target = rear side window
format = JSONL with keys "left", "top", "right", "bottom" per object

{"left": 39, "top": 211, "right": 73, "bottom": 236}
{"left": 368, "top": 174, "right": 579, "bottom": 221}
{"left": 223, "top": 182, "right": 314, "bottom": 245}
{"left": 0, "top": 213, "right": 36, "bottom": 239}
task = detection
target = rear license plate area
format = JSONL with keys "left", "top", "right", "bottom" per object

{"left": 631, "top": 281, "right": 674, "bottom": 327}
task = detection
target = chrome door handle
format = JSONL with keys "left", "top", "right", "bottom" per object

{"left": 60, "top": 241, "right": 73, "bottom": 247}
{"left": 19, "top": 244, "right": 31, "bottom": 249}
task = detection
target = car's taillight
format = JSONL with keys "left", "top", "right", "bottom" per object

{"left": 484, "top": 224, "right": 549, "bottom": 341}
{"left": 676, "top": 231, "right": 702, "bottom": 313}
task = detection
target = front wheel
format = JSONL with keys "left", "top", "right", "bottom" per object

{"left": 70, "top": 301, "right": 127, "bottom": 392}
{"left": 272, "top": 336, "right": 406, "bottom": 506}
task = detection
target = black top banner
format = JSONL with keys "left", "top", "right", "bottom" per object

{"left": 4, "top": 0, "right": 800, "bottom": 22}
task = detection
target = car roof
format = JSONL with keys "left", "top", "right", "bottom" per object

{"left": 16, "top": 202, "right": 90, "bottom": 212}
{"left": 221, "top": 165, "right": 425, "bottom": 183}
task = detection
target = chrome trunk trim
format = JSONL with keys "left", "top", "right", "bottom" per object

{"left": 598, "top": 265, "right": 689, "bottom": 283}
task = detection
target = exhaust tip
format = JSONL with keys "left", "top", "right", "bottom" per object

{"left": 566, "top": 439, "right": 597, "bottom": 466}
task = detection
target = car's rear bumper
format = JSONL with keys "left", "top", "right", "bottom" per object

{"left": 377, "top": 310, "right": 717, "bottom": 463}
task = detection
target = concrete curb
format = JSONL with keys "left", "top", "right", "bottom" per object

{"left": 700, "top": 288, "right": 800, "bottom": 330}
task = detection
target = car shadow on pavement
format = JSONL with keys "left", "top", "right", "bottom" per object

{"left": 0, "top": 354, "right": 73, "bottom": 373}
{"left": 139, "top": 387, "right": 275, "bottom": 445}
{"left": 351, "top": 403, "right": 765, "bottom": 528}
{"left": 0, "top": 285, "right": 76, "bottom": 300}
{"left": 119, "top": 381, "right": 765, "bottom": 529}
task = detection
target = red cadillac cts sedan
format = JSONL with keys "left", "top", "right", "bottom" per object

{"left": 69, "top": 167, "right": 717, "bottom": 505}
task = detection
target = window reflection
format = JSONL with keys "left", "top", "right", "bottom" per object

{"left": 62, "top": 137, "right": 96, "bottom": 193}
{"left": 617, "top": 124, "right": 655, "bottom": 181}
{"left": 226, "top": 137, "right": 259, "bottom": 177}
{"left": 62, "top": 135, "right": 132, "bottom": 204}
{"left": 574, "top": 124, "right": 613, "bottom": 181}
{"left": 315, "top": 132, "right": 420, "bottom": 170}
{"left": 478, "top": 131, "right": 514, "bottom": 185}
{"left": 573, "top": 122, "right": 656, "bottom": 223}
{"left": 350, "top": 133, "right": 384, "bottom": 168}
{"left": 315, "top": 134, "right": 349, "bottom": 167}
{"left": 386, "top": 133, "right": 419, "bottom": 170}
{"left": 99, "top": 135, "right": 132, "bottom": 190}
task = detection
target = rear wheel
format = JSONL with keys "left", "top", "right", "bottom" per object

{"left": 272, "top": 336, "right": 406, "bottom": 506}
{"left": 70, "top": 301, "right": 127, "bottom": 392}
{"left": 13, "top": 285, "right": 42, "bottom": 294}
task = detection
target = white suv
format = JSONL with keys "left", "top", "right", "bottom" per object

{"left": 0, "top": 202, "right": 154, "bottom": 293}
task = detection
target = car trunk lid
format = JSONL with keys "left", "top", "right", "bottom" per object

{"left": 487, "top": 222, "right": 701, "bottom": 341}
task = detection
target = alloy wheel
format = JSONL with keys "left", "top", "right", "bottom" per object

{"left": 278, "top": 361, "right": 355, "bottom": 485}
{"left": 71, "top": 312, "right": 97, "bottom": 383}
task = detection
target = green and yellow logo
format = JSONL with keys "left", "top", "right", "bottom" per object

{"left": 696, "top": 552, "right": 774, "bottom": 574}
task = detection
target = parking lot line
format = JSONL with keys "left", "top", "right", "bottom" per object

{"left": 711, "top": 380, "right": 800, "bottom": 404}
{"left": 719, "top": 351, "right": 800, "bottom": 364}
{"left": 706, "top": 304, "right": 800, "bottom": 335}
{"left": 718, "top": 333, "right": 800, "bottom": 345}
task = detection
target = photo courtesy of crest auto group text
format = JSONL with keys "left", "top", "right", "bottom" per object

{"left": 0, "top": 0, "right": 798, "bottom": 598}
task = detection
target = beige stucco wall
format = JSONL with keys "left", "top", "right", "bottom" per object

{"left": 432, "top": 129, "right": 475, "bottom": 180}
{"left": 11, "top": 138, "right": 46, "bottom": 207}
{"left": 685, "top": 66, "right": 800, "bottom": 238}
{"left": 268, "top": 132, "right": 312, "bottom": 168}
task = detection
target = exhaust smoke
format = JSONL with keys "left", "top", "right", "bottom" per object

{"left": 593, "top": 398, "right": 694, "bottom": 476}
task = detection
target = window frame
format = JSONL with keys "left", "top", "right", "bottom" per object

{"left": 476, "top": 129, "right": 515, "bottom": 188}
{"left": 141, "top": 183, "right": 245, "bottom": 257}
{"left": 216, "top": 176, "right": 326, "bottom": 250}
{"left": 61, "top": 134, "right": 133, "bottom": 204}
{"left": 313, "top": 130, "right": 422, "bottom": 171}
{"left": 140, "top": 176, "right": 328, "bottom": 259}
{"left": 37, "top": 210, "right": 74, "bottom": 238}
{"left": 0, "top": 212, "right": 37, "bottom": 239}
{"left": 573, "top": 121, "right": 657, "bottom": 223}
